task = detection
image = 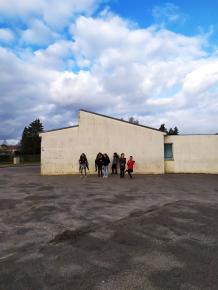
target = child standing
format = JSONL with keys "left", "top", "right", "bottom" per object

{"left": 126, "top": 156, "right": 135, "bottom": 178}
{"left": 119, "top": 153, "right": 126, "bottom": 178}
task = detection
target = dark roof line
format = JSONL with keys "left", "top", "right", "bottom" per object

{"left": 42, "top": 125, "right": 78, "bottom": 133}
{"left": 80, "top": 109, "right": 165, "bottom": 133}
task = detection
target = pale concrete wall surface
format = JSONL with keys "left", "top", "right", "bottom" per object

{"left": 41, "top": 126, "right": 79, "bottom": 175}
{"left": 165, "top": 135, "right": 218, "bottom": 174}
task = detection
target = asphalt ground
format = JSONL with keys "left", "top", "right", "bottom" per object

{"left": 0, "top": 166, "right": 218, "bottom": 290}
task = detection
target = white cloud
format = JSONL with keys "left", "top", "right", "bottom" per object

{"left": 182, "top": 59, "right": 218, "bottom": 95}
{"left": 0, "top": 0, "right": 100, "bottom": 28}
{"left": 71, "top": 15, "right": 130, "bottom": 59}
{"left": 0, "top": 139, "right": 19, "bottom": 145}
{"left": 32, "top": 40, "right": 73, "bottom": 69}
{"left": 0, "top": 46, "right": 59, "bottom": 140}
{"left": 0, "top": 0, "right": 102, "bottom": 49}
{"left": 21, "top": 19, "right": 59, "bottom": 45}
{"left": 72, "top": 15, "right": 205, "bottom": 63}
{"left": 152, "top": 2, "right": 186, "bottom": 27}
{"left": 0, "top": 28, "right": 14, "bottom": 42}
{"left": 50, "top": 70, "right": 114, "bottom": 108}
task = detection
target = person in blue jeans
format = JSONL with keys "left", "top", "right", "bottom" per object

{"left": 79, "top": 153, "right": 89, "bottom": 177}
{"left": 103, "top": 153, "right": 110, "bottom": 178}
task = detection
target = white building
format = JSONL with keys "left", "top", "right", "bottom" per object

{"left": 40, "top": 109, "right": 218, "bottom": 175}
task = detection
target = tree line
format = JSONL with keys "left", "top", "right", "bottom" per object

{"left": 158, "top": 124, "right": 179, "bottom": 135}
{"left": 128, "top": 117, "right": 179, "bottom": 135}
{"left": 20, "top": 119, "right": 44, "bottom": 155}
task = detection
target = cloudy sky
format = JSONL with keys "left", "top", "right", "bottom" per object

{"left": 1, "top": 0, "right": 218, "bottom": 143}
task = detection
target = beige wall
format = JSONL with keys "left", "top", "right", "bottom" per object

{"left": 40, "top": 110, "right": 165, "bottom": 175}
{"left": 165, "top": 135, "right": 218, "bottom": 174}
{"left": 41, "top": 127, "right": 79, "bottom": 175}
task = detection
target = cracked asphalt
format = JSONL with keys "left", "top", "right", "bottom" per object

{"left": 0, "top": 166, "right": 218, "bottom": 290}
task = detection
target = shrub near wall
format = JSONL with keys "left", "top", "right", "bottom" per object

{"left": 20, "top": 154, "right": 40, "bottom": 163}
{"left": 0, "top": 153, "right": 13, "bottom": 164}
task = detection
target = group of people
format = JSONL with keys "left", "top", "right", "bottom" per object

{"left": 79, "top": 152, "right": 135, "bottom": 178}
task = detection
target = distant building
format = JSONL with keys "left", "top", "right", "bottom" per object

{"left": 40, "top": 109, "right": 218, "bottom": 175}
{"left": 0, "top": 145, "right": 19, "bottom": 153}
{"left": 0, "top": 145, "right": 19, "bottom": 154}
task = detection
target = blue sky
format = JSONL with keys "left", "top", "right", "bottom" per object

{"left": 110, "top": 0, "right": 218, "bottom": 35}
{"left": 0, "top": 0, "right": 218, "bottom": 143}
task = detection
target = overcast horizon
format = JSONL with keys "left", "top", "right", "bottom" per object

{"left": 1, "top": 0, "right": 218, "bottom": 144}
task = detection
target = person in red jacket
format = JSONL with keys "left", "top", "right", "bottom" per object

{"left": 126, "top": 156, "right": 135, "bottom": 178}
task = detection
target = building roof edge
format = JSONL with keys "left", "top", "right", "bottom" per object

{"left": 80, "top": 109, "right": 165, "bottom": 134}
{"left": 40, "top": 125, "right": 78, "bottom": 134}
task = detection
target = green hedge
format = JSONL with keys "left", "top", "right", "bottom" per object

{"left": 0, "top": 154, "right": 40, "bottom": 164}
{"left": 20, "top": 155, "right": 40, "bottom": 163}
{"left": 0, "top": 154, "right": 13, "bottom": 163}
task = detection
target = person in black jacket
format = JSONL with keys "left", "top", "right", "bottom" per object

{"left": 103, "top": 153, "right": 110, "bottom": 178}
{"left": 111, "top": 152, "right": 119, "bottom": 175}
{"left": 79, "top": 153, "right": 89, "bottom": 177}
{"left": 119, "top": 153, "right": 126, "bottom": 178}
{"left": 95, "top": 152, "right": 104, "bottom": 177}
